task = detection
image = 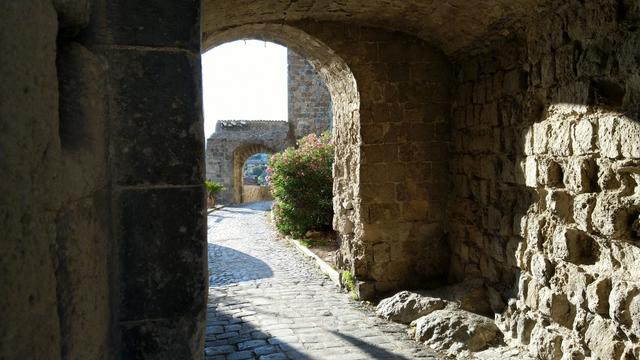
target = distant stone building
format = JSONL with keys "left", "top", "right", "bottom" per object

{"left": 205, "top": 49, "right": 333, "bottom": 204}
{"left": 288, "top": 50, "right": 333, "bottom": 138}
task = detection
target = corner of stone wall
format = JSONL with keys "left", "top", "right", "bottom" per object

{"left": 448, "top": 2, "right": 640, "bottom": 358}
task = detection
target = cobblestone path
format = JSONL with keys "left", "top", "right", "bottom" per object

{"left": 205, "top": 202, "right": 440, "bottom": 360}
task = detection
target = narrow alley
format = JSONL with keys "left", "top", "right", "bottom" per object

{"left": 205, "top": 202, "right": 439, "bottom": 360}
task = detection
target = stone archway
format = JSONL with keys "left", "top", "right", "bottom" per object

{"left": 232, "top": 143, "right": 274, "bottom": 203}
{"left": 204, "top": 22, "right": 363, "bottom": 279}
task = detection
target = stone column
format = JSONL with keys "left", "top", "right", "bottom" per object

{"left": 85, "top": 1, "right": 206, "bottom": 358}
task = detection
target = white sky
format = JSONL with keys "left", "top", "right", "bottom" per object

{"left": 201, "top": 40, "right": 288, "bottom": 138}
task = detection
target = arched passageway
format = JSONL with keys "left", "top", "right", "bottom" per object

{"left": 8, "top": 1, "right": 640, "bottom": 359}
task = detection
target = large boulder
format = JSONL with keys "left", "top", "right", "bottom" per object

{"left": 376, "top": 291, "right": 447, "bottom": 324}
{"left": 413, "top": 309, "right": 503, "bottom": 356}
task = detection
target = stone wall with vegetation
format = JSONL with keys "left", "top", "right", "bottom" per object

{"left": 449, "top": 1, "right": 640, "bottom": 358}
{"left": 205, "top": 120, "right": 290, "bottom": 204}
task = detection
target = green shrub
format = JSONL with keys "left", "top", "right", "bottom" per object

{"left": 268, "top": 132, "right": 334, "bottom": 238}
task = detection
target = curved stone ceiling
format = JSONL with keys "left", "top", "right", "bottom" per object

{"left": 203, "top": 0, "right": 546, "bottom": 57}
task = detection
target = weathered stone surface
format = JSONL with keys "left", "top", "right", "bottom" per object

{"left": 413, "top": 309, "right": 502, "bottom": 355}
{"left": 586, "top": 277, "right": 610, "bottom": 315}
{"left": 118, "top": 187, "right": 206, "bottom": 321}
{"left": 288, "top": 50, "right": 333, "bottom": 139}
{"left": 108, "top": 49, "right": 203, "bottom": 186}
{"left": 376, "top": 291, "right": 446, "bottom": 324}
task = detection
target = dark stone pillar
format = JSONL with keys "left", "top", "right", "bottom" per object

{"left": 84, "top": 1, "right": 206, "bottom": 358}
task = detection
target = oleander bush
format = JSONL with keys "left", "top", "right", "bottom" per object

{"left": 268, "top": 131, "right": 334, "bottom": 238}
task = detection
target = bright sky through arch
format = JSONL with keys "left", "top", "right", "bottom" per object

{"left": 202, "top": 40, "right": 288, "bottom": 139}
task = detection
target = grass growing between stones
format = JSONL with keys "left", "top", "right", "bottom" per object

{"left": 341, "top": 270, "right": 358, "bottom": 300}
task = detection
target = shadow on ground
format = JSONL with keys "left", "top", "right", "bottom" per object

{"left": 207, "top": 243, "right": 274, "bottom": 286}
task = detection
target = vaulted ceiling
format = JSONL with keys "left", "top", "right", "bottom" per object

{"left": 203, "top": 0, "right": 546, "bottom": 57}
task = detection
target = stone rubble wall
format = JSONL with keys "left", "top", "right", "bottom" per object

{"left": 288, "top": 49, "right": 333, "bottom": 138}
{"left": 448, "top": 1, "right": 640, "bottom": 358}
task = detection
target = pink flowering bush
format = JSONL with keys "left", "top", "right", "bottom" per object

{"left": 268, "top": 132, "right": 334, "bottom": 237}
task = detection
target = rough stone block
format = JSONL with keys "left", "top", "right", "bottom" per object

{"left": 526, "top": 216, "right": 546, "bottom": 250}
{"left": 373, "top": 243, "right": 391, "bottom": 263}
{"left": 108, "top": 49, "right": 203, "bottom": 186}
{"left": 97, "top": 1, "right": 200, "bottom": 50}
{"left": 118, "top": 187, "right": 206, "bottom": 321}
{"left": 619, "top": 117, "right": 640, "bottom": 159}
{"left": 526, "top": 156, "right": 538, "bottom": 187}
{"left": 608, "top": 281, "right": 639, "bottom": 328}
{"left": 376, "top": 291, "right": 446, "bottom": 324}
{"left": 531, "top": 253, "right": 553, "bottom": 285}
{"left": 54, "top": 0, "right": 91, "bottom": 32}
{"left": 413, "top": 309, "right": 502, "bottom": 355}
{"left": 585, "top": 316, "right": 626, "bottom": 359}
{"left": 630, "top": 293, "right": 640, "bottom": 336}
{"left": 598, "top": 116, "right": 620, "bottom": 158}
{"left": 596, "top": 159, "right": 620, "bottom": 190}
{"left": 503, "top": 69, "right": 527, "bottom": 95}
{"left": 587, "top": 278, "right": 611, "bottom": 315}
{"left": 573, "top": 193, "right": 596, "bottom": 232}
{"left": 517, "top": 316, "right": 535, "bottom": 345}
{"left": 537, "top": 287, "right": 572, "bottom": 327}
{"left": 541, "top": 54, "right": 555, "bottom": 87}
{"left": 572, "top": 120, "right": 596, "bottom": 155}
{"left": 592, "top": 194, "right": 629, "bottom": 237}
{"left": 564, "top": 157, "right": 597, "bottom": 194}
{"left": 537, "top": 158, "right": 564, "bottom": 188}
{"left": 528, "top": 322, "right": 563, "bottom": 360}
{"left": 546, "top": 190, "right": 573, "bottom": 220}
{"left": 533, "top": 122, "right": 549, "bottom": 154}
{"left": 121, "top": 318, "right": 201, "bottom": 359}
{"left": 548, "top": 121, "right": 572, "bottom": 156}
{"left": 563, "top": 267, "right": 592, "bottom": 307}
{"left": 552, "top": 81, "right": 591, "bottom": 114}
{"left": 552, "top": 227, "right": 599, "bottom": 265}
{"left": 524, "top": 127, "right": 535, "bottom": 155}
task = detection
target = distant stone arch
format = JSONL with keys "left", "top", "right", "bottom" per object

{"left": 206, "top": 120, "right": 291, "bottom": 204}
{"left": 232, "top": 144, "right": 274, "bottom": 203}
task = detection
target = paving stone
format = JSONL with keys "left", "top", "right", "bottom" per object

{"left": 226, "top": 350, "right": 253, "bottom": 360}
{"left": 205, "top": 202, "right": 441, "bottom": 359}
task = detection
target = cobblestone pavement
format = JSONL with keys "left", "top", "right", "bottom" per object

{"left": 206, "top": 202, "right": 441, "bottom": 360}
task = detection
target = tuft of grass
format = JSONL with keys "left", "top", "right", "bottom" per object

{"left": 298, "top": 238, "right": 312, "bottom": 248}
{"left": 341, "top": 271, "right": 359, "bottom": 300}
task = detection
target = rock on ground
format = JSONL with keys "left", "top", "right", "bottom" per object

{"left": 413, "top": 309, "right": 502, "bottom": 356}
{"left": 376, "top": 291, "right": 447, "bottom": 324}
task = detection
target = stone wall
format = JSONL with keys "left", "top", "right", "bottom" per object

{"left": 0, "top": 1, "right": 114, "bottom": 358}
{"left": 448, "top": 1, "right": 640, "bottom": 358}
{"left": 287, "top": 22, "right": 454, "bottom": 297}
{"left": 206, "top": 120, "right": 290, "bottom": 203}
{"left": 241, "top": 185, "right": 273, "bottom": 203}
{"left": 288, "top": 49, "right": 333, "bottom": 138}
